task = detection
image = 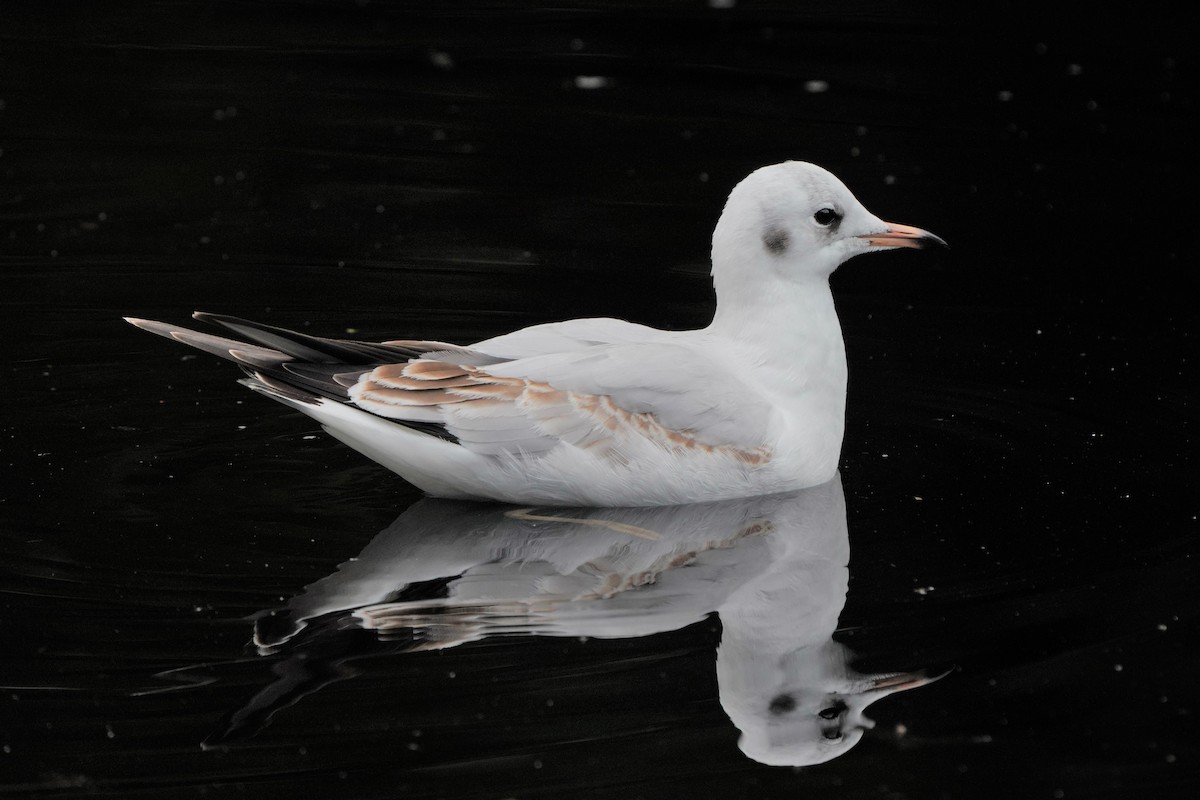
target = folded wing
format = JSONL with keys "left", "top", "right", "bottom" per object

{"left": 350, "top": 343, "right": 774, "bottom": 464}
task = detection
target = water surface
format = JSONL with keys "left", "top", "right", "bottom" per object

{"left": 2, "top": 4, "right": 1194, "bottom": 798}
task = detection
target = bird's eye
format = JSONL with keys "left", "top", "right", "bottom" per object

{"left": 813, "top": 208, "right": 840, "bottom": 227}
{"left": 818, "top": 700, "right": 847, "bottom": 720}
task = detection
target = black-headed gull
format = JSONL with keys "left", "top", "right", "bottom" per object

{"left": 128, "top": 161, "right": 944, "bottom": 506}
{"left": 221, "top": 476, "right": 945, "bottom": 764}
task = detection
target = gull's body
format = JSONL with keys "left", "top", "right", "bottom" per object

{"left": 128, "top": 161, "right": 943, "bottom": 506}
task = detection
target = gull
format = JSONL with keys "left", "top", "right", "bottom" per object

{"left": 219, "top": 475, "right": 946, "bottom": 764}
{"left": 127, "top": 161, "right": 945, "bottom": 506}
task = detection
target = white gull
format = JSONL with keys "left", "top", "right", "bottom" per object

{"left": 127, "top": 161, "right": 944, "bottom": 506}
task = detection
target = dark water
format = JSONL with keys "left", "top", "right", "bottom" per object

{"left": 2, "top": 3, "right": 1195, "bottom": 798}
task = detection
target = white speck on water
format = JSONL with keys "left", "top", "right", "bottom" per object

{"left": 804, "top": 79, "right": 829, "bottom": 93}
{"left": 376, "top": 204, "right": 385, "bottom": 213}
{"left": 429, "top": 50, "right": 454, "bottom": 70}
{"left": 998, "top": 90, "right": 1014, "bottom": 102}
{"left": 1114, "top": 663, "right": 1123, "bottom": 672}
{"left": 884, "top": 174, "right": 896, "bottom": 185}
{"left": 1157, "top": 623, "right": 1168, "bottom": 631}
{"left": 1067, "top": 63, "right": 1083, "bottom": 76}
{"left": 569, "top": 38, "right": 585, "bottom": 51}
{"left": 708, "top": 0, "right": 737, "bottom": 8}
{"left": 574, "top": 75, "right": 610, "bottom": 90}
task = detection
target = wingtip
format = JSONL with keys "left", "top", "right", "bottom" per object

{"left": 125, "top": 316, "right": 185, "bottom": 340}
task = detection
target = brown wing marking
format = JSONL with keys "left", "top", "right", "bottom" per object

{"left": 350, "top": 361, "right": 772, "bottom": 465}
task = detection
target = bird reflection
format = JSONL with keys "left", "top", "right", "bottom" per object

{"left": 218, "top": 474, "right": 944, "bottom": 765}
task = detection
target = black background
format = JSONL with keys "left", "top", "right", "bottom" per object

{"left": 2, "top": 2, "right": 1195, "bottom": 798}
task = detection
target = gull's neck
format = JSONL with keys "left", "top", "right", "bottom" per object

{"left": 706, "top": 263, "right": 842, "bottom": 353}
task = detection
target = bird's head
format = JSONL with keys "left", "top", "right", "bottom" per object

{"left": 712, "top": 161, "right": 946, "bottom": 284}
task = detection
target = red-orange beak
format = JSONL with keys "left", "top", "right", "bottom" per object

{"left": 860, "top": 222, "right": 948, "bottom": 250}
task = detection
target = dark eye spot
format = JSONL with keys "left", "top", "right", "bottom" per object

{"left": 769, "top": 694, "right": 797, "bottom": 715}
{"left": 813, "top": 208, "right": 840, "bottom": 227}
{"left": 762, "top": 226, "right": 790, "bottom": 254}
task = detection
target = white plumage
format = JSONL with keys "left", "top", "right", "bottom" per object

{"left": 128, "top": 161, "right": 944, "bottom": 506}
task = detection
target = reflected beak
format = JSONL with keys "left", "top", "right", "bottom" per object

{"left": 866, "top": 666, "right": 954, "bottom": 695}
{"left": 860, "top": 222, "right": 948, "bottom": 250}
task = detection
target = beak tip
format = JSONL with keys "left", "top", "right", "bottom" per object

{"left": 904, "top": 227, "right": 949, "bottom": 251}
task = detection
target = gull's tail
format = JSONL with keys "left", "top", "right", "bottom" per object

{"left": 124, "top": 313, "right": 469, "bottom": 438}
